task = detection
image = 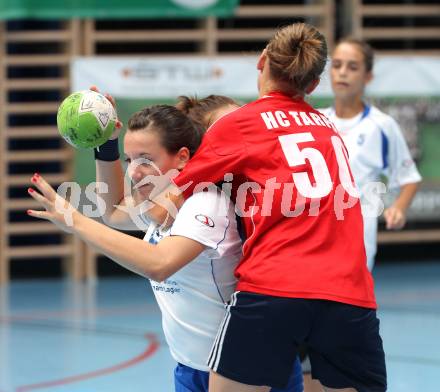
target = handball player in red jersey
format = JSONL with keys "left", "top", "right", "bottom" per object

{"left": 148, "top": 23, "right": 387, "bottom": 392}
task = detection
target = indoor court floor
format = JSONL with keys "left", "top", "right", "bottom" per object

{"left": 0, "top": 260, "right": 439, "bottom": 392}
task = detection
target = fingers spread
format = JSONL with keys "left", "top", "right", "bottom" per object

{"left": 28, "top": 187, "right": 52, "bottom": 210}
{"left": 31, "top": 174, "right": 57, "bottom": 201}
{"left": 27, "top": 209, "right": 50, "bottom": 221}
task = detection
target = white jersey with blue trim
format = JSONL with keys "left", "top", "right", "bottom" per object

{"left": 320, "top": 105, "right": 421, "bottom": 269}
{"left": 144, "top": 189, "right": 242, "bottom": 371}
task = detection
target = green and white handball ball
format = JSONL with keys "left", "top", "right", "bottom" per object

{"left": 57, "top": 90, "right": 117, "bottom": 149}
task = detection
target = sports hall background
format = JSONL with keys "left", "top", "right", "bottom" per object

{"left": 0, "top": 0, "right": 439, "bottom": 282}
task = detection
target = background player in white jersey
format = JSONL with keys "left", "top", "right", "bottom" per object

{"left": 321, "top": 37, "right": 421, "bottom": 271}
{"left": 28, "top": 102, "right": 303, "bottom": 392}
{"left": 301, "top": 37, "right": 422, "bottom": 392}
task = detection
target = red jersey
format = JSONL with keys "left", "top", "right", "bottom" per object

{"left": 174, "top": 92, "right": 377, "bottom": 309}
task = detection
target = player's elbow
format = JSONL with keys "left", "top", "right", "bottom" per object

{"left": 148, "top": 268, "right": 172, "bottom": 283}
{"left": 146, "top": 255, "right": 174, "bottom": 283}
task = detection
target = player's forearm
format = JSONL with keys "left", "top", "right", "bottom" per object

{"left": 393, "top": 182, "right": 420, "bottom": 212}
{"left": 95, "top": 159, "right": 133, "bottom": 228}
{"left": 73, "top": 211, "right": 169, "bottom": 281}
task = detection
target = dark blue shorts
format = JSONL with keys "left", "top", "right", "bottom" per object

{"left": 208, "top": 292, "right": 387, "bottom": 392}
{"left": 174, "top": 358, "right": 303, "bottom": 392}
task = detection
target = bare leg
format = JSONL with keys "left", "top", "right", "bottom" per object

{"left": 304, "top": 375, "right": 358, "bottom": 392}
{"left": 209, "top": 370, "right": 270, "bottom": 392}
{"left": 303, "top": 373, "right": 325, "bottom": 392}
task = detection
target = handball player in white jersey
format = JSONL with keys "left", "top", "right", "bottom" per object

{"left": 321, "top": 38, "right": 421, "bottom": 271}
{"left": 28, "top": 102, "right": 303, "bottom": 392}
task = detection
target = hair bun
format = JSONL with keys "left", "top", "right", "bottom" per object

{"left": 175, "top": 95, "right": 198, "bottom": 114}
{"left": 266, "top": 23, "right": 327, "bottom": 94}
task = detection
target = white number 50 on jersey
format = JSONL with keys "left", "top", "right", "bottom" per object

{"left": 278, "top": 132, "right": 359, "bottom": 199}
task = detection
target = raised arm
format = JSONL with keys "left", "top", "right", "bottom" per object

{"left": 91, "top": 86, "right": 141, "bottom": 230}
{"left": 94, "top": 140, "right": 142, "bottom": 230}
{"left": 28, "top": 174, "right": 205, "bottom": 282}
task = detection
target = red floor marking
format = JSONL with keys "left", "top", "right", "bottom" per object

{"left": 0, "top": 303, "right": 158, "bottom": 323}
{"left": 15, "top": 333, "right": 159, "bottom": 392}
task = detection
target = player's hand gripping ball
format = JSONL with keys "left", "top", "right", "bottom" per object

{"left": 57, "top": 90, "right": 117, "bottom": 149}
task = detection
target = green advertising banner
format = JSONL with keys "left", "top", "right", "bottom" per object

{"left": 0, "top": 0, "right": 238, "bottom": 20}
